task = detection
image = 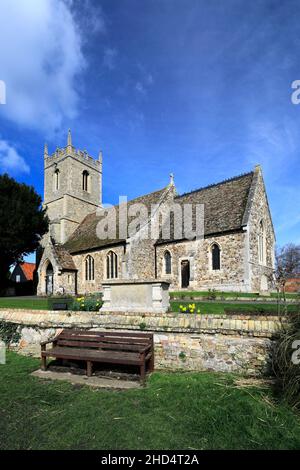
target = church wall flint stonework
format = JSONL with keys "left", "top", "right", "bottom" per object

{"left": 37, "top": 132, "right": 275, "bottom": 296}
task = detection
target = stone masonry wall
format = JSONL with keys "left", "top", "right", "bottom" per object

{"left": 0, "top": 309, "right": 283, "bottom": 376}
{"left": 73, "top": 245, "right": 125, "bottom": 295}
{"left": 157, "top": 232, "right": 247, "bottom": 291}
{"left": 247, "top": 168, "right": 275, "bottom": 292}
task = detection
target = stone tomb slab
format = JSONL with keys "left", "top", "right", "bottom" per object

{"left": 32, "top": 369, "right": 141, "bottom": 390}
{"left": 101, "top": 279, "right": 170, "bottom": 313}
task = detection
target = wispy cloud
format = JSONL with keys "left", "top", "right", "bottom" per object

{"left": 135, "top": 73, "right": 154, "bottom": 96}
{"left": 72, "top": 0, "right": 106, "bottom": 35}
{"left": 103, "top": 48, "right": 118, "bottom": 70}
{"left": 245, "top": 117, "right": 299, "bottom": 182}
{"left": 0, "top": 140, "right": 29, "bottom": 175}
{"left": 135, "top": 81, "right": 146, "bottom": 95}
{"left": 0, "top": 0, "right": 105, "bottom": 135}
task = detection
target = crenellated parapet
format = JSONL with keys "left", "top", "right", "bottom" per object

{"left": 42, "top": 130, "right": 103, "bottom": 245}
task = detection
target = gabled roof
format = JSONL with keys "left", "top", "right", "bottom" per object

{"left": 53, "top": 245, "right": 77, "bottom": 270}
{"left": 156, "top": 171, "right": 254, "bottom": 244}
{"left": 19, "top": 262, "right": 36, "bottom": 280}
{"left": 64, "top": 187, "right": 168, "bottom": 254}
{"left": 63, "top": 170, "right": 257, "bottom": 253}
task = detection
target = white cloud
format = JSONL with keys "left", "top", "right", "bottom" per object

{"left": 103, "top": 48, "right": 118, "bottom": 70}
{"left": 0, "top": 140, "right": 30, "bottom": 174}
{"left": 245, "top": 117, "right": 298, "bottom": 182}
{"left": 135, "top": 71, "right": 154, "bottom": 96}
{"left": 135, "top": 82, "right": 146, "bottom": 95}
{"left": 146, "top": 74, "right": 154, "bottom": 85}
{"left": 0, "top": 0, "right": 104, "bottom": 135}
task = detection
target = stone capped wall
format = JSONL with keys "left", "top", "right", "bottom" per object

{"left": 0, "top": 309, "right": 283, "bottom": 376}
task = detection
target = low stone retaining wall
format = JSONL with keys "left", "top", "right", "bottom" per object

{"left": 0, "top": 309, "right": 284, "bottom": 376}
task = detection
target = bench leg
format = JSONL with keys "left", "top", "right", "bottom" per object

{"left": 140, "top": 361, "right": 146, "bottom": 384}
{"left": 87, "top": 361, "right": 92, "bottom": 378}
{"left": 149, "top": 353, "right": 154, "bottom": 372}
{"left": 41, "top": 356, "right": 47, "bottom": 371}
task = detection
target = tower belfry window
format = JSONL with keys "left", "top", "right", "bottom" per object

{"left": 54, "top": 169, "right": 60, "bottom": 191}
{"left": 82, "top": 171, "right": 89, "bottom": 191}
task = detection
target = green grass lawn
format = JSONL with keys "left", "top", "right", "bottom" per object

{"left": 170, "top": 301, "right": 298, "bottom": 315}
{"left": 170, "top": 290, "right": 299, "bottom": 300}
{"left": 0, "top": 297, "right": 298, "bottom": 315}
{"left": 0, "top": 352, "right": 300, "bottom": 450}
{"left": 0, "top": 297, "right": 48, "bottom": 310}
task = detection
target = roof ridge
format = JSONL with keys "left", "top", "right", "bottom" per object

{"left": 116, "top": 186, "right": 167, "bottom": 206}
{"left": 84, "top": 186, "right": 168, "bottom": 218}
{"left": 175, "top": 171, "right": 253, "bottom": 199}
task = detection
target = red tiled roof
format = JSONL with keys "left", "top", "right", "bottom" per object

{"left": 20, "top": 262, "right": 36, "bottom": 281}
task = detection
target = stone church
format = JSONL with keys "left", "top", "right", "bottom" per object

{"left": 37, "top": 131, "right": 275, "bottom": 296}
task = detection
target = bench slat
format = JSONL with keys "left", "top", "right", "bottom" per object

{"left": 64, "top": 330, "right": 153, "bottom": 338}
{"left": 57, "top": 339, "right": 150, "bottom": 353}
{"left": 41, "top": 329, "right": 154, "bottom": 380}
{"left": 42, "top": 346, "right": 143, "bottom": 365}
{"left": 58, "top": 334, "right": 151, "bottom": 346}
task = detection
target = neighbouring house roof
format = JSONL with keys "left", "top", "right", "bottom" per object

{"left": 156, "top": 171, "right": 255, "bottom": 244}
{"left": 64, "top": 187, "right": 168, "bottom": 254}
{"left": 19, "top": 262, "right": 36, "bottom": 281}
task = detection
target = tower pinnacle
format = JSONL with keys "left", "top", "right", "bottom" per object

{"left": 67, "top": 129, "right": 72, "bottom": 147}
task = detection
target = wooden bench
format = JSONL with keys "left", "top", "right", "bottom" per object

{"left": 40, "top": 329, "right": 154, "bottom": 381}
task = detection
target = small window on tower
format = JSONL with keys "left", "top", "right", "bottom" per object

{"left": 82, "top": 171, "right": 89, "bottom": 192}
{"left": 54, "top": 169, "right": 60, "bottom": 191}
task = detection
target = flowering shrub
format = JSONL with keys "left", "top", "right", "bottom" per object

{"left": 179, "top": 303, "right": 201, "bottom": 314}
{"left": 72, "top": 295, "right": 102, "bottom": 312}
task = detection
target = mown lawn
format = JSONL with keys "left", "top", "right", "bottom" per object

{"left": 0, "top": 352, "right": 300, "bottom": 450}
{"left": 0, "top": 297, "right": 48, "bottom": 310}
{"left": 170, "top": 301, "right": 298, "bottom": 315}
{"left": 0, "top": 296, "right": 298, "bottom": 315}
{"left": 170, "top": 290, "right": 299, "bottom": 300}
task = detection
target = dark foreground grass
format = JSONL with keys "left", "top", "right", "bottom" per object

{"left": 1, "top": 352, "right": 300, "bottom": 450}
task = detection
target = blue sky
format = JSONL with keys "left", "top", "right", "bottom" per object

{"left": 0, "top": 0, "right": 300, "bottom": 265}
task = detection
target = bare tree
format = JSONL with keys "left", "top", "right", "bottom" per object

{"left": 276, "top": 243, "right": 300, "bottom": 280}
{"left": 275, "top": 244, "right": 300, "bottom": 307}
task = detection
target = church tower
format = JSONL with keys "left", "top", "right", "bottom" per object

{"left": 43, "top": 130, "right": 102, "bottom": 244}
